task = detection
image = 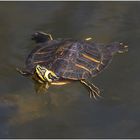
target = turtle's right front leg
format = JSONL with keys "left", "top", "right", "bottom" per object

{"left": 16, "top": 68, "right": 31, "bottom": 77}
{"left": 81, "top": 79, "right": 102, "bottom": 100}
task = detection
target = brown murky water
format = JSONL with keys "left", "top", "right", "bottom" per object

{"left": 0, "top": 1, "right": 139, "bottom": 138}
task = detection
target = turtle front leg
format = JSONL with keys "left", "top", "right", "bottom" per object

{"left": 81, "top": 80, "right": 102, "bottom": 100}
{"left": 32, "top": 31, "right": 53, "bottom": 43}
{"left": 34, "top": 82, "right": 50, "bottom": 94}
{"left": 16, "top": 68, "right": 31, "bottom": 77}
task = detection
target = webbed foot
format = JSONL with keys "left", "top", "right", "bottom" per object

{"left": 81, "top": 80, "right": 102, "bottom": 100}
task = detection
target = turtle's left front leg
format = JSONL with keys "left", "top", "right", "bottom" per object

{"left": 81, "top": 80, "right": 102, "bottom": 100}
{"left": 34, "top": 82, "right": 50, "bottom": 94}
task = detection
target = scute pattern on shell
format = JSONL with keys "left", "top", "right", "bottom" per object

{"left": 25, "top": 39, "right": 113, "bottom": 80}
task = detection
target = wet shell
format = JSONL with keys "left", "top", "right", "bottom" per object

{"left": 25, "top": 39, "right": 113, "bottom": 80}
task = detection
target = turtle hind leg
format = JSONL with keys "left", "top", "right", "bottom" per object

{"left": 81, "top": 80, "right": 102, "bottom": 100}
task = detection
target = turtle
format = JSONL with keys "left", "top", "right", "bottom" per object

{"left": 17, "top": 31, "right": 128, "bottom": 99}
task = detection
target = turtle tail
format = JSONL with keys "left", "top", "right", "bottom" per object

{"left": 106, "top": 42, "right": 128, "bottom": 55}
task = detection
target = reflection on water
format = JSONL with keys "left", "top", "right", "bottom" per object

{"left": 0, "top": 1, "right": 140, "bottom": 138}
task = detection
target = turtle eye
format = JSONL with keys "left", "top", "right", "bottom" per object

{"left": 48, "top": 73, "right": 57, "bottom": 80}
{"left": 48, "top": 73, "right": 53, "bottom": 80}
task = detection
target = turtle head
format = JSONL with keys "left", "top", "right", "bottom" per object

{"left": 31, "top": 31, "right": 53, "bottom": 43}
{"left": 35, "top": 65, "right": 59, "bottom": 83}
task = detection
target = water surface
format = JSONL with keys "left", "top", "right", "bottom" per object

{"left": 0, "top": 1, "right": 139, "bottom": 138}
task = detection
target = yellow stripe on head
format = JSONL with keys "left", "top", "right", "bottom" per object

{"left": 44, "top": 70, "right": 52, "bottom": 82}
{"left": 35, "top": 65, "right": 46, "bottom": 82}
{"left": 35, "top": 65, "right": 58, "bottom": 83}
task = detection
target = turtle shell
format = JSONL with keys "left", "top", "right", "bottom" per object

{"left": 25, "top": 39, "right": 113, "bottom": 80}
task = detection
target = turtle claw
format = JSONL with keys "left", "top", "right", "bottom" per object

{"left": 89, "top": 91, "right": 98, "bottom": 100}
{"left": 89, "top": 85, "right": 102, "bottom": 100}
{"left": 91, "top": 83, "right": 103, "bottom": 98}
